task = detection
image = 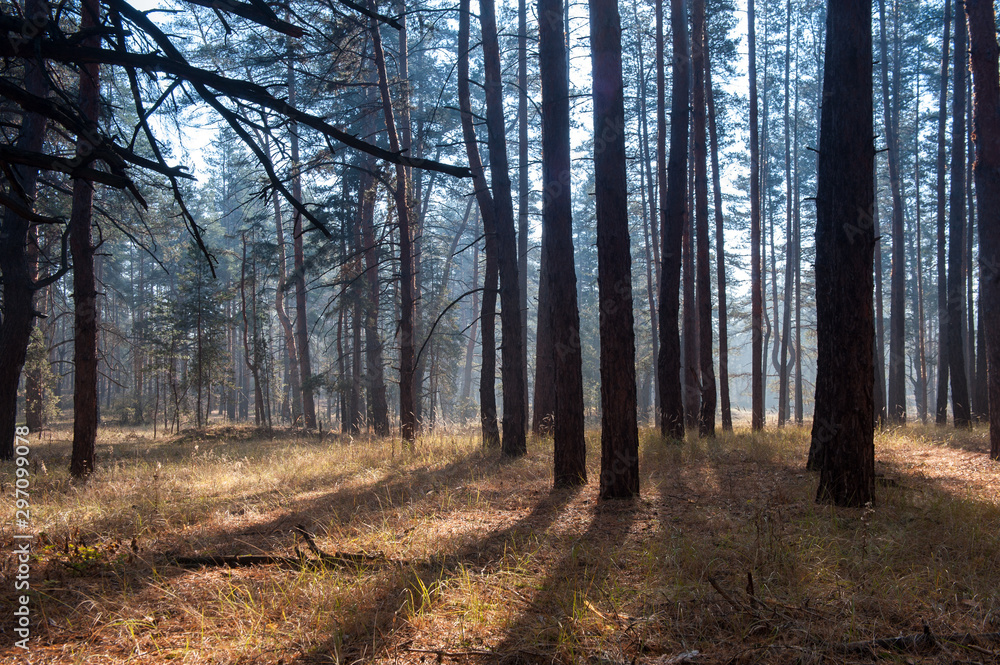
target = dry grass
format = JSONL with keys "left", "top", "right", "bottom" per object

{"left": 1, "top": 422, "right": 999, "bottom": 664}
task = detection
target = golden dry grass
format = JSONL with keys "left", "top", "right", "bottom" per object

{"left": 1, "top": 422, "right": 999, "bottom": 664}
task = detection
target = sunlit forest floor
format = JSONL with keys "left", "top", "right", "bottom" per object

{"left": 2, "top": 420, "right": 999, "bottom": 664}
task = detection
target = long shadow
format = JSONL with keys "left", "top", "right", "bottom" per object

{"left": 486, "top": 490, "right": 640, "bottom": 664}
{"left": 298, "top": 482, "right": 586, "bottom": 664}
{"left": 3, "top": 446, "right": 507, "bottom": 647}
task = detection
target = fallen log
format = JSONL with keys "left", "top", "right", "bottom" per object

{"left": 836, "top": 629, "right": 1000, "bottom": 654}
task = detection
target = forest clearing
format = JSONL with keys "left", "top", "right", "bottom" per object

{"left": 1, "top": 423, "right": 998, "bottom": 664}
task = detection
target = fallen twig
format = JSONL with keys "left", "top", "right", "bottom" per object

{"left": 835, "top": 628, "right": 1000, "bottom": 654}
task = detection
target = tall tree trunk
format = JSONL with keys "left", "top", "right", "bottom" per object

{"left": 657, "top": 0, "right": 689, "bottom": 440}
{"left": 359, "top": 147, "right": 390, "bottom": 436}
{"left": 369, "top": 1, "right": 417, "bottom": 442}
{"left": 0, "top": 0, "right": 48, "bottom": 459}
{"left": 936, "top": 0, "right": 952, "bottom": 425}
{"left": 69, "top": 0, "right": 101, "bottom": 477}
{"left": 286, "top": 47, "right": 317, "bottom": 431}
{"left": 682, "top": 151, "right": 699, "bottom": 430}
{"left": 877, "top": 0, "right": 907, "bottom": 424}
{"left": 965, "top": 0, "right": 1000, "bottom": 458}
{"left": 636, "top": 3, "right": 661, "bottom": 417}
{"left": 705, "top": 32, "right": 731, "bottom": 432}
{"left": 479, "top": 0, "right": 528, "bottom": 457}
{"left": 518, "top": 0, "right": 530, "bottom": 428}
{"left": 531, "top": 234, "right": 555, "bottom": 434}
{"left": 873, "top": 184, "right": 887, "bottom": 427}
{"left": 949, "top": 0, "right": 972, "bottom": 428}
{"left": 458, "top": 0, "right": 501, "bottom": 448}
{"left": 811, "top": 0, "right": 876, "bottom": 507}
{"left": 748, "top": 0, "right": 764, "bottom": 432}
{"left": 539, "top": 0, "right": 586, "bottom": 483}
{"left": 461, "top": 237, "right": 480, "bottom": 411}
{"left": 590, "top": 0, "right": 639, "bottom": 497}
{"left": 778, "top": 0, "right": 793, "bottom": 427}
{"left": 692, "top": 0, "right": 715, "bottom": 437}
{"left": 911, "top": 60, "right": 929, "bottom": 423}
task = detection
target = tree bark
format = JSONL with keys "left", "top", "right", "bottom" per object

{"left": 948, "top": 0, "right": 972, "bottom": 428}
{"left": 877, "top": 0, "right": 907, "bottom": 424}
{"left": 692, "top": 0, "right": 715, "bottom": 437}
{"left": 748, "top": 0, "right": 764, "bottom": 432}
{"left": 286, "top": 45, "right": 317, "bottom": 431}
{"left": 369, "top": 1, "right": 417, "bottom": 442}
{"left": 479, "top": 0, "right": 528, "bottom": 457}
{"left": 358, "top": 145, "right": 390, "bottom": 436}
{"left": 518, "top": 0, "right": 530, "bottom": 429}
{"left": 778, "top": 0, "right": 793, "bottom": 427}
{"left": 705, "top": 32, "right": 731, "bottom": 432}
{"left": 811, "top": 0, "right": 876, "bottom": 507}
{"left": 965, "top": 0, "right": 1000, "bottom": 459}
{"left": 458, "top": 0, "right": 500, "bottom": 448}
{"left": 935, "top": 0, "right": 952, "bottom": 425}
{"left": 0, "top": 0, "right": 48, "bottom": 459}
{"left": 657, "top": 0, "right": 689, "bottom": 440}
{"left": 70, "top": 0, "right": 102, "bottom": 478}
{"left": 539, "top": 0, "right": 586, "bottom": 484}
{"left": 590, "top": 0, "right": 639, "bottom": 498}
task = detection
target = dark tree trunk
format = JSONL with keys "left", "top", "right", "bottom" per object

{"left": 682, "top": 156, "right": 699, "bottom": 430}
{"left": 458, "top": 0, "right": 500, "bottom": 448}
{"left": 636, "top": 5, "right": 660, "bottom": 417}
{"left": 965, "top": 0, "right": 1000, "bottom": 459}
{"left": 948, "top": 0, "right": 972, "bottom": 428}
{"left": 810, "top": 0, "right": 876, "bottom": 508}
{"left": 748, "top": 0, "right": 764, "bottom": 432}
{"left": 657, "top": 0, "right": 689, "bottom": 440}
{"left": 369, "top": 1, "right": 417, "bottom": 442}
{"left": 913, "top": 69, "right": 930, "bottom": 424}
{"left": 705, "top": 30, "right": 731, "bottom": 432}
{"left": 0, "top": 0, "right": 48, "bottom": 459}
{"left": 359, "top": 147, "right": 390, "bottom": 436}
{"left": 935, "top": 0, "right": 952, "bottom": 425}
{"left": 518, "top": 0, "right": 530, "bottom": 429}
{"left": 479, "top": 0, "right": 528, "bottom": 457}
{"left": 590, "top": 0, "right": 639, "bottom": 498}
{"left": 287, "top": 48, "right": 317, "bottom": 431}
{"left": 539, "top": 0, "right": 586, "bottom": 484}
{"left": 778, "top": 0, "right": 793, "bottom": 427}
{"left": 692, "top": 0, "right": 715, "bottom": 437}
{"left": 877, "top": 0, "right": 907, "bottom": 424}
{"left": 531, "top": 235, "right": 555, "bottom": 435}
{"left": 69, "top": 0, "right": 101, "bottom": 478}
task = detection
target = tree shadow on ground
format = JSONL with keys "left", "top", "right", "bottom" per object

{"left": 299, "top": 481, "right": 586, "bottom": 664}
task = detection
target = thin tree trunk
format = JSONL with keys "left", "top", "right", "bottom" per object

{"left": 878, "top": 0, "right": 907, "bottom": 424}
{"left": 69, "top": 0, "right": 101, "bottom": 477}
{"left": 965, "top": 0, "right": 1000, "bottom": 458}
{"left": 0, "top": 0, "right": 48, "bottom": 459}
{"left": 705, "top": 32, "right": 731, "bottom": 432}
{"left": 287, "top": 45, "right": 317, "bottom": 430}
{"left": 658, "top": 0, "right": 689, "bottom": 440}
{"left": 778, "top": 0, "right": 793, "bottom": 427}
{"left": 949, "top": 0, "right": 972, "bottom": 428}
{"left": 692, "top": 0, "right": 715, "bottom": 437}
{"left": 590, "top": 0, "right": 640, "bottom": 497}
{"left": 914, "top": 63, "right": 930, "bottom": 424}
{"left": 369, "top": 0, "right": 418, "bottom": 442}
{"left": 683, "top": 144, "right": 699, "bottom": 430}
{"left": 461, "top": 230, "right": 480, "bottom": 409}
{"left": 636, "top": 8, "right": 660, "bottom": 417}
{"left": 458, "top": 0, "right": 500, "bottom": 448}
{"left": 480, "top": 0, "right": 528, "bottom": 457}
{"left": 812, "top": 0, "right": 876, "bottom": 507}
{"left": 518, "top": 0, "right": 530, "bottom": 428}
{"left": 358, "top": 141, "right": 390, "bottom": 436}
{"left": 749, "top": 0, "right": 764, "bottom": 432}
{"left": 539, "top": 0, "right": 586, "bottom": 483}
{"left": 936, "top": 0, "right": 952, "bottom": 425}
